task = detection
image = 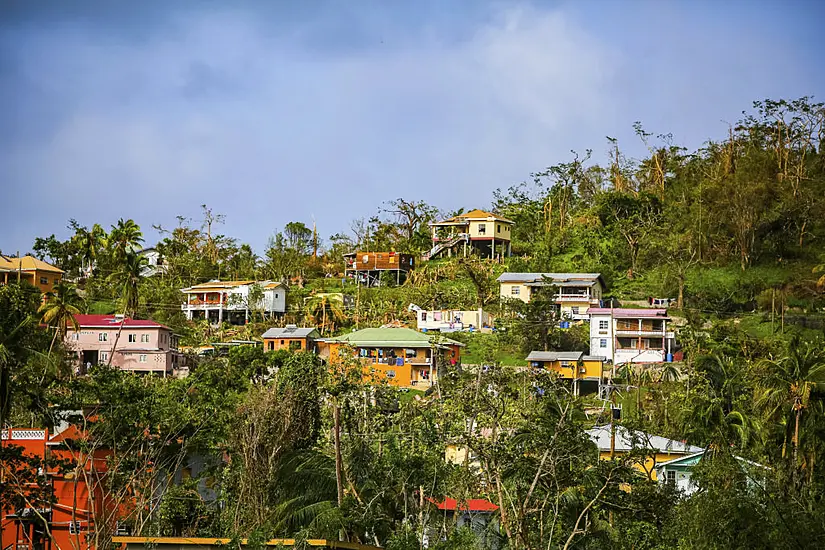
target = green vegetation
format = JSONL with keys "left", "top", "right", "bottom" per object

{"left": 4, "top": 97, "right": 825, "bottom": 548}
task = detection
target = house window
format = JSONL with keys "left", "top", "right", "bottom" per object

{"left": 385, "top": 370, "right": 396, "bottom": 378}
{"left": 268, "top": 341, "right": 274, "bottom": 351}
{"left": 599, "top": 320, "right": 609, "bottom": 330}
{"left": 69, "top": 522, "right": 82, "bottom": 535}
{"left": 99, "top": 351, "right": 108, "bottom": 362}
{"left": 40, "top": 276, "right": 49, "bottom": 285}
{"left": 600, "top": 339, "right": 608, "bottom": 348}
{"left": 497, "top": 224, "right": 501, "bottom": 232}
{"left": 571, "top": 307, "right": 579, "bottom": 315}
{"left": 666, "top": 470, "right": 676, "bottom": 484}
{"left": 275, "top": 293, "right": 279, "bottom": 298}
{"left": 421, "top": 312, "right": 427, "bottom": 321}
{"left": 280, "top": 340, "right": 285, "bottom": 345}
{"left": 99, "top": 333, "right": 108, "bottom": 342}
{"left": 405, "top": 349, "right": 416, "bottom": 359}
{"left": 478, "top": 223, "right": 486, "bottom": 235}
{"left": 141, "top": 334, "right": 150, "bottom": 343}
{"left": 511, "top": 286, "right": 520, "bottom": 296}
{"left": 128, "top": 334, "right": 137, "bottom": 343}
{"left": 72, "top": 333, "right": 79, "bottom": 341}
{"left": 139, "top": 354, "right": 147, "bottom": 363}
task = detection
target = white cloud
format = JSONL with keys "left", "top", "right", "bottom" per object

{"left": 2, "top": 3, "right": 616, "bottom": 250}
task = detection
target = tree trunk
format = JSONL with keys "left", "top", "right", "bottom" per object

{"left": 333, "top": 402, "right": 344, "bottom": 507}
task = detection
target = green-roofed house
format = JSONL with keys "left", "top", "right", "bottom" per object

{"left": 317, "top": 327, "right": 463, "bottom": 388}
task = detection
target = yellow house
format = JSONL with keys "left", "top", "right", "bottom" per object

{"left": 526, "top": 351, "right": 606, "bottom": 395}
{"left": 0, "top": 254, "right": 64, "bottom": 294}
{"left": 586, "top": 425, "right": 704, "bottom": 480}
{"left": 317, "top": 327, "right": 463, "bottom": 389}
{"left": 426, "top": 209, "right": 513, "bottom": 260}
{"left": 497, "top": 272, "right": 605, "bottom": 320}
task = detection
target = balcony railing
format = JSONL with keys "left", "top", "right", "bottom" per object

{"left": 555, "top": 294, "right": 593, "bottom": 301}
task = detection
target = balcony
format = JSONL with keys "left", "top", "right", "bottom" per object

{"left": 555, "top": 294, "right": 594, "bottom": 302}
{"left": 181, "top": 301, "right": 225, "bottom": 310}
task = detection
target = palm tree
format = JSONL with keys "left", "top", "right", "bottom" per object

{"left": 681, "top": 353, "right": 752, "bottom": 455}
{"left": 109, "top": 251, "right": 147, "bottom": 318}
{"left": 38, "top": 282, "right": 84, "bottom": 354}
{"left": 106, "top": 252, "right": 148, "bottom": 367}
{"left": 305, "top": 293, "right": 345, "bottom": 336}
{"left": 74, "top": 224, "right": 107, "bottom": 277}
{"left": 109, "top": 218, "right": 144, "bottom": 262}
{"left": 756, "top": 337, "right": 825, "bottom": 467}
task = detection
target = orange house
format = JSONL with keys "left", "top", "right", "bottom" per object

{"left": 0, "top": 255, "right": 63, "bottom": 295}
{"left": 262, "top": 326, "right": 320, "bottom": 352}
{"left": 1, "top": 426, "right": 115, "bottom": 550}
{"left": 318, "top": 327, "right": 463, "bottom": 389}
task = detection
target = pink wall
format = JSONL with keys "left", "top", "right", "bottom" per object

{"left": 65, "top": 325, "right": 176, "bottom": 373}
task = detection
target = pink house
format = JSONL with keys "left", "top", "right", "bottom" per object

{"left": 65, "top": 314, "right": 182, "bottom": 376}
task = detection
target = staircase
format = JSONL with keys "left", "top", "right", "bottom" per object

{"left": 424, "top": 233, "right": 469, "bottom": 260}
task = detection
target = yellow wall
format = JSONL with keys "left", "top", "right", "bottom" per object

{"left": 467, "top": 219, "right": 511, "bottom": 240}
{"left": 325, "top": 343, "right": 444, "bottom": 388}
{"left": 538, "top": 359, "right": 604, "bottom": 380}
{"left": 500, "top": 282, "right": 530, "bottom": 302}
{"left": 598, "top": 451, "right": 688, "bottom": 481}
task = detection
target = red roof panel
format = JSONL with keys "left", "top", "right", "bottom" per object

{"left": 431, "top": 497, "right": 499, "bottom": 512}
{"left": 72, "top": 314, "right": 170, "bottom": 330}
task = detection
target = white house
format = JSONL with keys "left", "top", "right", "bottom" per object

{"left": 139, "top": 247, "right": 167, "bottom": 277}
{"left": 497, "top": 272, "right": 605, "bottom": 320}
{"left": 180, "top": 280, "right": 286, "bottom": 325}
{"left": 587, "top": 307, "right": 675, "bottom": 364}
{"left": 410, "top": 304, "right": 492, "bottom": 332}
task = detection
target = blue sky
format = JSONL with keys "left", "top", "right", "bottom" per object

{"left": 2, "top": 0, "right": 823, "bottom": 255}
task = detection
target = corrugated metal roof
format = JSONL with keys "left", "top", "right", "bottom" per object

{"left": 262, "top": 326, "right": 319, "bottom": 339}
{"left": 432, "top": 209, "right": 514, "bottom": 225}
{"left": 497, "top": 272, "right": 602, "bottom": 284}
{"left": 0, "top": 255, "right": 64, "bottom": 273}
{"left": 72, "top": 314, "right": 170, "bottom": 330}
{"left": 326, "top": 327, "right": 463, "bottom": 348}
{"left": 586, "top": 425, "right": 704, "bottom": 454}
{"left": 526, "top": 351, "right": 584, "bottom": 362}
{"left": 586, "top": 308, "right": 668, "bottom": 318}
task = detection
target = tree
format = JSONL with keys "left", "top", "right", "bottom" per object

{"left": 108, "top": 218, "right": 143, "bottom": 262}
{"left": 38, "top": 281, "right": 84, "bottom": 354}
{"left": 305, "top": 293, "right": 346, "bottom": 336}
{"left": 756, "top": 337, "right": 825, "bottom": 477}
{"left": 595, "top": 191, "right": 661, "bottom": 279}
{"left": 72, "top": 222, "right": 108, "bottom": 276}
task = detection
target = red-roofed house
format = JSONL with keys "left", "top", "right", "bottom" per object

{"left": 65, "top": 315, "right": 182, "bottom": 376}
{"left": 428, "top": 498, "right": 500, "bottom": 546}
{"left": 587, "top": 308, "right": 675, "bottom": 365}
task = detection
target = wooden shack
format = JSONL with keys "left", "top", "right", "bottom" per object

{"left": 344, "top": 252, "right": 414, "bottom": 287}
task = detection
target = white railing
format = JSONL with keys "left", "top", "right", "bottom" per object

{"left": 1, "top": 429, "right": 47, "bottom": 440}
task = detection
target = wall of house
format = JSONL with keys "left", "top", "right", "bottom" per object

{"left": 538, "top": 359, "right": 604, "bottom": 380}
{"left": 264, "top": 337, "right": 310, "bottom": 352}
{"left": 598, "top": 451, "right": 694, "bottom": 481}
{"left": 263, "top": 287, "right": 286, "bottom": 313}
{"left": 467, "top": 220, "right": 511, "bottom": 240}
{"left": 66, "top": 326, "right": 171, "bottom": 353}
{"left": 499, "top": 282, "right": 531, "bottom": 302}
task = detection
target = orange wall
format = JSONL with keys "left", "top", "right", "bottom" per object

{"left": 264, "top": 337, "right": 310, "bottom": 352}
